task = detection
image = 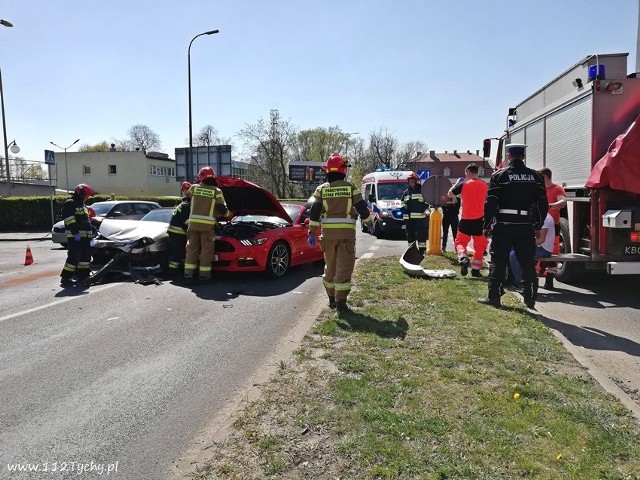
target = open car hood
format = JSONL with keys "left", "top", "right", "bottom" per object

{"left": 98, "top": 219, "right": 168, "bottom": 242}
{"left": 215, "top": 176, "right": 292, "bottom": 222}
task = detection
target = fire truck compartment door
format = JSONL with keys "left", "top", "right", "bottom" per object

{"left": 602, "top": 210, "right": 632, "bottom": 228}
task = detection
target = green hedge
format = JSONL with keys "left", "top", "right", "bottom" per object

{"left": 0, "top": 195, "right": 182, "bottom": 232}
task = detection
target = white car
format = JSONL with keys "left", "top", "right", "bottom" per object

{"left": 51, "top": 200, "right": 161, "bottom": 247}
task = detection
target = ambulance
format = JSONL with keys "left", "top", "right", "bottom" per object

{"left": 360, "top": 170, "right": 414, "bottom": 238}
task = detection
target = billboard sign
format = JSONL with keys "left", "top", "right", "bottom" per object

{"left": 288, "top": 161, "right": 327, "bottom": 183}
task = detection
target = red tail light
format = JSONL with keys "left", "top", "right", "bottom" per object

{"left": 630, "top": 231, "right": 640, "bottom": 243}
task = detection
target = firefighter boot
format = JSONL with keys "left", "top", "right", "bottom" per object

{"left": 544, "top": 273, "right": 555, "bottom": 290}
{"left": 335, "top": 301, "right": 350, "bottom": 313}
{"left": 60, "top": 277, "right": 75, "bottom": 288}
{"left": 328, "top": 296, "right": 337, "bottom": 309}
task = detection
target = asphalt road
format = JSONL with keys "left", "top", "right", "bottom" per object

{"left": 1, "top": 232, "right": 639, "bottom": 479}
{"left": 0, "top": 232, "right": 386, "bottom": 479}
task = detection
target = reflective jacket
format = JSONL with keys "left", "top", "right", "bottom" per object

{"left": 308, "top": 179, "right": 372, "bottom": 240}
{"left": 187, "top": 183, "right": 231, "bottom": 232}
{"left": 167, "top": 197, "right": 191, "bottom": 235}
{"left": 483, "top": 160, "right": 549, "bottom": 229}
{"left": 61, "top": 195, "right": 92, "bottom": 239}
{"left": 401, "top": 185, "right": 427, "bottom": 220}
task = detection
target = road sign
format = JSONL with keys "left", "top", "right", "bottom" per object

{"left": 44, "top": 149, "right": 56, "bottom": 165}
{"left": 417, "top": 169, "right": 431, "bottom": 180}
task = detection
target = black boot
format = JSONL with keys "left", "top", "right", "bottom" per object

{"left": 459, "top": 257, "right": 470, "bottom": 276}
{"left": 544, "top": 274, "right": 555, "bottom": 290}
{"left": 477, "top": 297, "right": 501, "bottom": 308}
{"left": 60, "top": 277, "right": 75, "bottom": 288}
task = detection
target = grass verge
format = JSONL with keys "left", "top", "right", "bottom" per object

{"left": 190, "top": 254, "right": 640, "bottom": 479}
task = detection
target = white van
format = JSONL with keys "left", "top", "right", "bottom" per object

{"left": 360, "top": 170, "right": 414, "bottom": 238}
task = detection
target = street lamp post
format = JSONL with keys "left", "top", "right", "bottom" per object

{"left": 50, "top": 139, "right": 80, "bottom": 192}
{"left": 1, "top": 18, "right": 13, "bottom": 196}
{"left": 188, "top": 29, "right": 219, "bottom": 182}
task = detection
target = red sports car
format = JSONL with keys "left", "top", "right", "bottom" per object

{"left": 212, "top": 176, "right": 324, "bottom": 277}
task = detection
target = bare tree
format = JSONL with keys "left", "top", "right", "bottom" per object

{"left": 238, "top": 109, "right": 298, "bottom": 198}
{"left": 193, "top": 125, "right": 221, "bottom": 147}
{"left": 125, "top": 124, "right": 161, "bottom": 153}
{"left": 368, "top": 127, "right": 398, "bottom": 169}
{"left": 396, "top": 140, "right": 428, "bottom": 170}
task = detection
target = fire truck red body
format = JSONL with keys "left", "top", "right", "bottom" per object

{"left": 484, "top": 53, "right": 640, "bottom": 282}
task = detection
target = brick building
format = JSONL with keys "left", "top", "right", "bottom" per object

{"left": 409, "top": 149, "right": 494, "bottom": 182}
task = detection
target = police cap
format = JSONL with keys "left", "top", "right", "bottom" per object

{"left": 506, "top": 143, "right": 526, "bottom": 156}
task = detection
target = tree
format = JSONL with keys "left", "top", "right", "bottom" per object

{"left": 368, "top": 127, "right": 398, "bottom": 169}
{"left": 295, "top": 127, "right": 347, "bottom": 163}
{"left": 238, "top": 109, "right": 298, "bottom": 198}
{"left": 124, "top": 124, "right": 161, "bottom": 153}
{"left": 193, "top": 125, "right": 222, "bottom": 147}
{"left": 78, "top": 141, "right": 112, "bottom": 152}
{"left": 395, "top": 140, "right": 428, "bottom": 170}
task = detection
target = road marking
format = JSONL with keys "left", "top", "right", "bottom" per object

{"left": 369, "top": 245, "right": 379, "bottom": 251}
{"left": 0, "top": 283, "right": 119, "bottom": 324}
{"left": 360, "top": 252, "right": 374, "bottom": 259}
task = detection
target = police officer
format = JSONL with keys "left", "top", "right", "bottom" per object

{"left": 167, "top": 181, "right": 192, "bottom": 277}
{"left": 401, "top": 172, "right": 428, "bottom": 253}
{"left": 308, "top": 153, "right": 373, "bottom": 312}
{"left": 480, "top": 143, "right": 548, "bottom": 309}
{"left": 184, "top": 167, "right": 232, "bottom": 285}
{"left": 60, "top": 183, "right": 95, "bottom": 287}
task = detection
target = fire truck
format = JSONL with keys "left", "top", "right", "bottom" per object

{"left": 484, "top": 53, "right": 640, "bottom": 283}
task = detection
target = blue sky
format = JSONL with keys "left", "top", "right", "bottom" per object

{"left": 2, "top": 0, "right": 638, "bottom": 163}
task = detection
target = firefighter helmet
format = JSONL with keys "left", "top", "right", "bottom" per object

{"left": 181, "top": 181, "right": 191, "bottom": 192}
{"left": 408, "top": 172, "right": 420, "bottom": 183}
{"left": 325, "top": 153, "right": 348, "bottom": 175}
{"left": 198, "top": 166, "right": 215, "bottom": 181}
{"left": 74, "top": 183, "right": 94, "bottom": 199}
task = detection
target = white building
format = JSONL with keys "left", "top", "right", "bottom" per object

{"left": 52, "top": 150, "right": 181, "bottom": 196}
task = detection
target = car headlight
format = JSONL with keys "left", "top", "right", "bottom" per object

{"left": 381, "top": 209, "right": 392, "bottom": 218}
{"left": 240, "top": 237, "right": 268, "bottom": 246}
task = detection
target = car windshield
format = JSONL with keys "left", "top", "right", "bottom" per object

{"left": 141, "top": 209, "right": 172, "bottom": 223}
{"left": 377, "top": 183, "right": 406, "bottom": 201}
{"left": 89, "top": 202, "right": 116, "bottom": 215}
{"left": 283, "top": 205, "right": 302, "bottom": 222}
{"left": 232, "top": 215, "right": 290, "bottom": 226}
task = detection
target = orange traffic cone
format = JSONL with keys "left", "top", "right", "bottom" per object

{"left": 24, "top": 245, "right": 34, "bottom": 266}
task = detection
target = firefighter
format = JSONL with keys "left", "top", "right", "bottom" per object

{"left": 308, "top": 153, "right": 373, "bottom": 312}
{"left": 401, "top": 172, "right": 428, "bottom": 253}
{"left": 183, "top": 167, "right": 232, "bottom": 285}
{"left": 60, "top": 183, "right": 95, "bottom": 288}
{"left": 480, "top": 144, "right": 548, "bottom": 309}
{"left": 167, "top": 181, "right": 192, "bottom": 277}
{"left": 448, "top": 164, "right": 489, "bottom": 277}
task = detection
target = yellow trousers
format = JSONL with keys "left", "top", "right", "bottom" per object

{"left": 184, "top": 229, "right": 215, "bottom": 280}
{"left": 320, "top": 238, "right": 356, "bottom": 302}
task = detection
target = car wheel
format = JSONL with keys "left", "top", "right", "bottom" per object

{"left": 265, "top": 241, "right": 290, "bottom": 278}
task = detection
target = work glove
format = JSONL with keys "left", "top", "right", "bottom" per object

{"left": 73, "top": 233, "right": 81, "bottom": 242}
{"left": 307, "top": 234, "right": 316, "bottom": 247}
